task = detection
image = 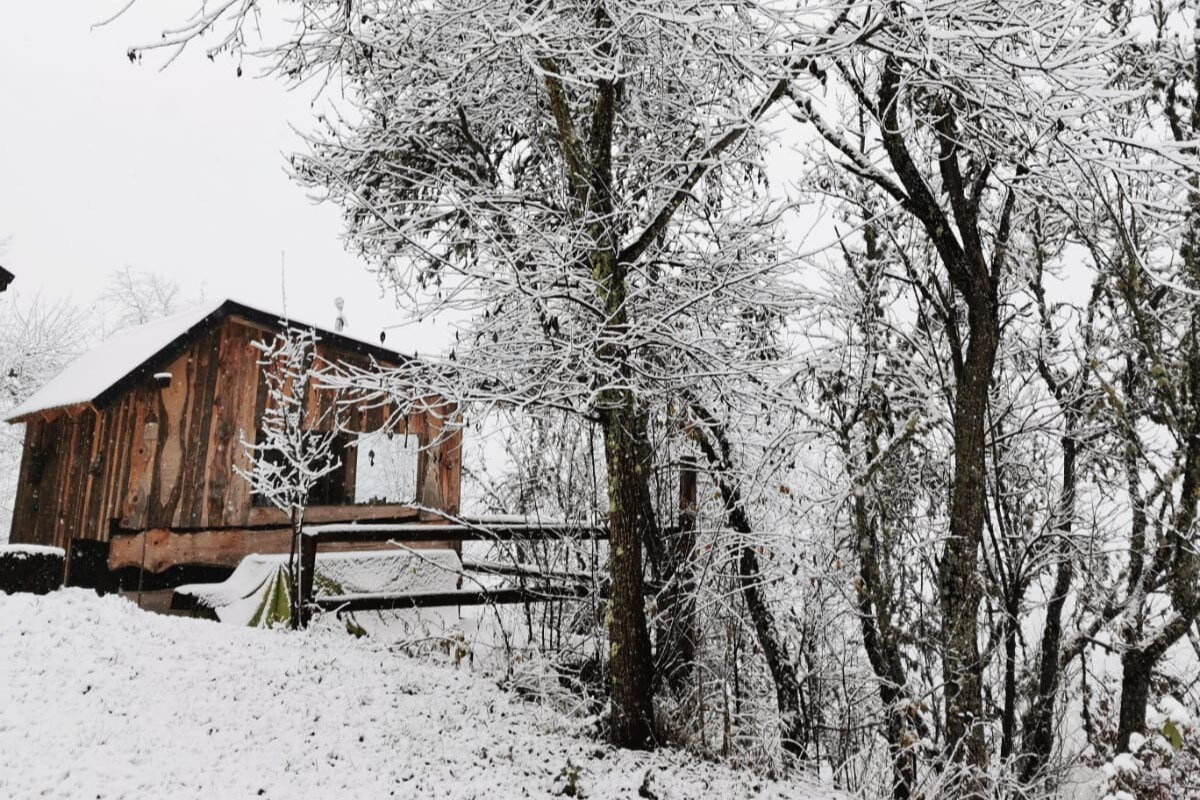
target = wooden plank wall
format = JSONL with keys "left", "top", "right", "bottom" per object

{"left": 8, "top": 324, "right": 243, "bottom": 548}
{"left": 9, "top": 316, "right": 464, "bottom": 567}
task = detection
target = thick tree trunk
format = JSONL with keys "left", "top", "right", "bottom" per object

{"left": 1116, "top": 421, "right": 1200, "bottom": 750}
{"left": 562, "top": 59, "right": 659, "bottom": 747}
{"left": 1114, "top": 573, "right": 1199, "bottom": 751}
{"left": 938, "top": 306, "right": 998, "bottom": 795}
{"left": 600, "top": 400, "right": 658, "bottom": 749}
{"left": 873, "top": 49, "right": 1009, "bottom": 793}
{"left": 1116, "top": 649, "right": 1153, "bottom": 751}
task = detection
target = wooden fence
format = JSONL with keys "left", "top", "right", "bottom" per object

{"left": 295, "top": 518, "right": 608, "bottom": 626}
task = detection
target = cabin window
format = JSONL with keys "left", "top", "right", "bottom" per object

{"left": 247, "top": 429, "right": 419, "bottom": 508}
{"left": 351, "top": 431, "right": 418, "bottom": 504}
{"left": 308, "top": 431, "right": 355, "bottom": 505}
{"left": 250, "top": 431, "right": 355, "bottom": 508}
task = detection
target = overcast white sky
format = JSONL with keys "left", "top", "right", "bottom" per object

{"left": 0, "top": 1, "right": 1085, "bottom": 363}
{"left": 0, "top": 1, "right": 444, "bottom": 352}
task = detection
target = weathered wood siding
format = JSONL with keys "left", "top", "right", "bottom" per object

{"left": 9, "top": 315, "right": 462, "bottom": 565}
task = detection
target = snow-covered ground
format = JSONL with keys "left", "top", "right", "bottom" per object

{"left": 0, "top": 590, "right": 833, "bottom": 799}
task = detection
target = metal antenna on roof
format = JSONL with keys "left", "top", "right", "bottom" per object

{"left": 279, "top": 250, "right": 289, "bottom": 322}
{"left": 334, "top": 297, "right": 346, "bottom": 332}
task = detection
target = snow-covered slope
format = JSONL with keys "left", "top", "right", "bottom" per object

{"left": 0, "top": 590, "right": 834, "bottom": 799}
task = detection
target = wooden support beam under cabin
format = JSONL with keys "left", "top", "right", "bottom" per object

{"left": 461, "top": 558, "right": 662, "bottom": 593}
{"left": 107, "top": 524, "right": 459, "bottom": 573}
{"left": 243, "top": 503, "right": 423, "bottom": 528}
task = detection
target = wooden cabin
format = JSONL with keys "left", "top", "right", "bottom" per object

{"left": 6, "top": 299, "right": 461, "bottom": 585}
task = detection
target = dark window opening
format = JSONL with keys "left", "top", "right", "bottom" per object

{"left": 250, "top": 431, "right": 355, "bottom": 508}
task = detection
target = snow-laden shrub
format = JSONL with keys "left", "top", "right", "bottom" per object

{"left": 1100, "top": 695, "right": 1199, "bottom": 799}
{"left": 505, "top": 649, "right": 607, "bottom": 726}
{"left": 0, "top": 545, "right": 64, "bottom": 595}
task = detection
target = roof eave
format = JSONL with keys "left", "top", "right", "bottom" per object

{"left": 6, "top": 401, "right": 93, "bottom": 425}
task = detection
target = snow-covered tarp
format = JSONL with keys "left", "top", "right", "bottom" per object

{"left": 0, "top": 590, "right": 836, "bottom": 799}
{"left": 175, "top": 548, "right": 462, "bottom": 626}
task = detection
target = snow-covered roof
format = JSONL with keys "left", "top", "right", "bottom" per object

{"left": 7, "top": 298, "right": 408, "bottom": 423}
{"left": 7, "top": 302, "right": 219, "bottom": 422}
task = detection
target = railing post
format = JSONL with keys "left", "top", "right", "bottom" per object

{"left": 297, "top": 531, "right": 317, "bottom": 629}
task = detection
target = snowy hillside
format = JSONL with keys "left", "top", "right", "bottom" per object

{"left": 0, "top": 591, "right": 833, "bottom": 800}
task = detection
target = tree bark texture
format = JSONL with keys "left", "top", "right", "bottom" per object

{"left": 1115, "top": 347, "right": 1200, "bottom": 749}
{"left": 874, "top": 49, "right": 1011, "bottom": 792}
{"left": 600, "top": 401, "right": 658, "bottom": 749}
{"left": 938, "top": 302, "right": 998, "bottom": 793}
{"left": 540, "top": 31, "right": 661, "bottom": 748}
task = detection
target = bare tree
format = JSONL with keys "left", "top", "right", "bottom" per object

{"left": 791, "top": 2, "right": 1135, "bottom": 792}
{"left": 99, "top": 266, "right": 181, "bottom": 333}
{"left": 234, "top": 326, "right": 343, "bottom": 627}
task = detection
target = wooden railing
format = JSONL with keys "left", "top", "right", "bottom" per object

{"left": 295, "top": 518, "right": 607, "bottom": 626}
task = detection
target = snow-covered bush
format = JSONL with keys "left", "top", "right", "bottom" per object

{"left": 1100, "top": 696, "right": 1199, "bottom": 800}
{"left": 0, "top": 545, "right": 64, "bottom": 595}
